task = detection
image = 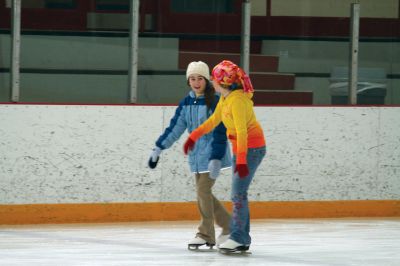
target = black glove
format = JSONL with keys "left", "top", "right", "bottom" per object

{"left": 148, "top": 147, "right": 162, "bottom": 169}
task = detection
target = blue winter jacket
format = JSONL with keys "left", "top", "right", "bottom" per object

{"left": 155, "top": 91, "right": 231, "bottom": 173}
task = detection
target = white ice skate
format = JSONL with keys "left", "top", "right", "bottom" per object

{"left": 218, "top": 239, "right": 251, "bottom": 255}
{"left": 187, "top": 236, "right": 214, "bottom": 251}
{"left": 216, "top": 234, "right": 229, "bottom": 248}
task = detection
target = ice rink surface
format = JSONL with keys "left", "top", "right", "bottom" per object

{"left": 1, "top": 218, "right": 399, "bottom": 266}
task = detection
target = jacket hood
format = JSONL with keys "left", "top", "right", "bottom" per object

{"left": 228, "top": 89, "right": 253, "bottom": 100}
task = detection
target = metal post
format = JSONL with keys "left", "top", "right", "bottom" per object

{"left": 241, "top": 0, "right": 251, "bottom": 73}
{"left": 349, "top": 3, "right": 360, "bottom": 105}
{"left": 11, "top": 0, "right": 21, "bottom": 102}
{"left": 128, "top": 0, "right": 140, "bottom": 103}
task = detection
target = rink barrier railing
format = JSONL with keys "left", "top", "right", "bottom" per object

{"left": 0, "top": 200, "right": 399, "bottom": 225}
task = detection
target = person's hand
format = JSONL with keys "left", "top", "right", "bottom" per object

{"left": 148, "top": 147, "right": 162, "bottom": 169}
{"left": 208, "top": 159, "right": 222, "bottom": 179}
{"left": 234, "top": 164, "right": 249, "bottom": 178}
{"left": 183, "top": 137, "right": 195, "bottom": 155}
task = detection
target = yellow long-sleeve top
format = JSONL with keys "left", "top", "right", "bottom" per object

{"left": 189, "top": 89, "right": 265, "bottom": 165}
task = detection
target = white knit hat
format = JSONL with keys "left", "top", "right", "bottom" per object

{"left": 186, "top": 61, "right": 210, "bottom": 80}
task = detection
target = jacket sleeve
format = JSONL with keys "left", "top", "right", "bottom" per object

{"left": 231, "top": 97, "right": 248, "bottom": 165}
{"left": 155, "top": 98, "right": 188, "bottom": 150}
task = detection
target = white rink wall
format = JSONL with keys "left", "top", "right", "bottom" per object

{"left": 0, "top": 105, "right": 399, "bottom": 204}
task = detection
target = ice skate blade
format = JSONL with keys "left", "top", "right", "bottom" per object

{"left": 188, "top": 243, "right": 215, "bottom": 252}
{"left": 218, "top": 247, "right": 251, "bottom": 255}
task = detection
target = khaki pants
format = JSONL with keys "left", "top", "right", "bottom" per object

{"left": 195, "top": 173, "right": 231, "bottom": 244}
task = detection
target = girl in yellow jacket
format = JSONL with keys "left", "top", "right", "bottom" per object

{"left": 184, "top": 60, "right": 266, "bottom": 253}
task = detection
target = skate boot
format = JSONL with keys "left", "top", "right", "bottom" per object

{"left": 218, "top": 239, "right": 250, "bottom": 254}
{"left": 216, "top": 234, "right": 230, "bottom": 248}
{"left": 187, "top": 236, "right": 214, "bottom": 250}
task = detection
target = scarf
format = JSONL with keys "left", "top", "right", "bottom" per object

{"left": 211, "top": 60, "right": 254, "bottom": 93}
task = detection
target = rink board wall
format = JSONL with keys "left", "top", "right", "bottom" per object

{"left": 0, "top": 104, "right": 399, "bottom": 224}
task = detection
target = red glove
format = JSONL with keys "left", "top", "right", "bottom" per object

{"left": 183, "top": 137, "right": 196, "bottom": 155}
{"left": 235, "top": 164, "right": 249, "bottom": 178}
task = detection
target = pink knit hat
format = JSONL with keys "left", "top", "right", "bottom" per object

{"left": 211, "top": 60, "right": 254, "bottom": 93}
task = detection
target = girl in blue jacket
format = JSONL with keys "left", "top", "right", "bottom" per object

{"left": 148, "top": 61, "right": 232, "bottom": 249}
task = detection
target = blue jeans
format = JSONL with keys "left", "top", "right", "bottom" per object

{"left": 230, "top": 146, "right": 266, "bottom": 246}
